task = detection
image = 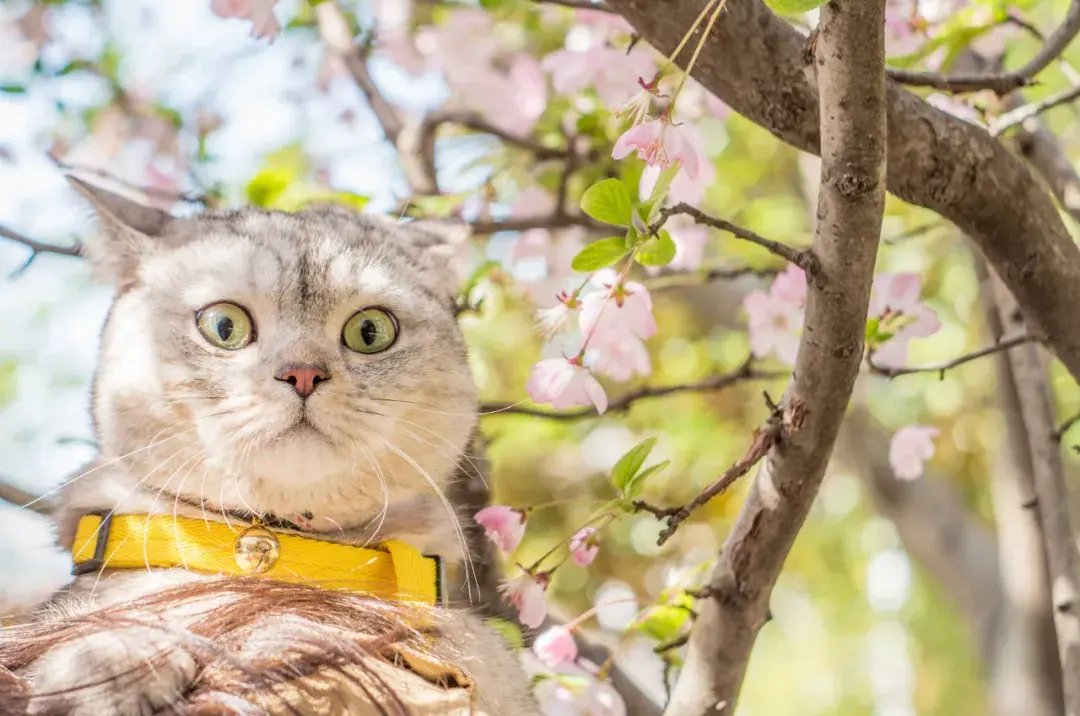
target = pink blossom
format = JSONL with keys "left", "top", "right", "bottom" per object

{"left": 415, "top": 9, "right": 499, "bottom": 85}
{"left": 667, "top": 223, "right": 709, "bottom": 271}
{"left": 772, "top": 264, "right": 808, "bottom": 308}
{"left": 884, "top": 0, "right": 925, "bottom": 57}
{"left": 527, "top": 357, "right": 609, "bottom": 414}
{"left": 467, "top": 53, "right": 548, "bottom": 135}
{"left": 613, "top": 118, "right": 701, "bottom": 180}
{"left": 579, "top": 269, "right": 657, "bottom": 346}
{"left": 744, "top": 290, "right": 802, "bottom": 365}
{"left": 533, "top": 626, "right": 579, "bottom": 667}
{"left": 541, "top": 47, "right": 656, "bottom": 109}
{"left": 475, "top": 506, "right": 526, "bottom": 554}
{"left": 210, "top": 0, "right": 280, "bottom": 40}
{"left": 889, "top": 426, "right": 939, "bottom": 480}
{"left": 569, "top": 527, "right": 600, "bottom": 566}
{"left": 637, "top": 123, "right": 715, "bottom": 207}
{"left": 869, "top": 273, "right": 941, "bottom": 368}
{"left": 536, "top": 292, "right": 580, "bottom": 341}
{"left": 587, "top": 335, "right": 651, "bottom": 382}
{"left": 742, "top": 265, "right": 807, "bottom": 365}
{"left": 502, "top": 571, "right": 549, "bottom": 628}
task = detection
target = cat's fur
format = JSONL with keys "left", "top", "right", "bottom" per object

{"left": 1, "top": 178, "right": 538, "bottom": 715}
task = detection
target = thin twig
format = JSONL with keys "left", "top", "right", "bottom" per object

{"left": 654, "top": 634, "right": 690, "bottom": 654}
{"left": 1054, "top": 412, "right": 1080, "bottom": 441}
{"left": 868, "top": 333, "right": 1039, "bottom": 379}
{"left": 533, "top": 0, "right": 615, "bottom": 11}
{"left": 480, "top": 359, "right": 786, "bottom": 420}
{"left": 655, "top": 203, "right": 819, "bottom": 277}
{"left": 420, "top": 109, "right": 573, "bottom": 162}
{"left": 0, "top": 225, "right": 80, "bottom": 276}
{"left": 468, "top": 213, "right": 601, "bottom": 235}
{"left": 633, "top": 397, "right": 804, "bottom": 546}
{"left": 991, "top": 84, "right": 1080, "bottom": 136}
{"left": 886, "top": 0, "right": 1080, "bottom": 95}
{"left": 644, "top": 265, "right": 781, "bottom": 290}
{"left": 883, "top": 221, "right": 942, "bottom": 245}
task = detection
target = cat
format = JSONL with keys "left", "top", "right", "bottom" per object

{"left": 0, "top": 177, "right": 540, "bottom": 715}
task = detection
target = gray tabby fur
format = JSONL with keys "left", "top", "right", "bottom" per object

{"left": 11, "top": 178, "right": 538, "bottom": 715}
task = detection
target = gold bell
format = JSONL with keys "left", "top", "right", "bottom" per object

{"left": 233, "top": 525, "right": 280, "bottom": 575}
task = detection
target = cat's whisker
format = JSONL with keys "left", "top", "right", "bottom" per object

{"left": 142, "top": 449, "right": 207, "bottom": 572}
{"left": 394, "top": 423, "right": 487, "bottom": 494}
{"left": 374, "top": 435, "right": 479, "bottom": 603}
{"left": 355, "top": 443, "right": 391, "bottom": 548}
{"left": 389, "top": 417, "right": 488, "bottom": 488}
{"left": 20, "top": 408, "right": 245, "bottom": 510}
{"left": 85, "top": 443, "right": 201, "bottom": 600}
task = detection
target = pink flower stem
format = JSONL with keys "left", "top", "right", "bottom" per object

{"left": 564, "top": 596, "right": 640, "bottom": 631}
{"left": 526, "top": 512, "right": 617, "bottom": 574}
{"left": 574, "top": 253, "right": 641, "bottom": 359}
{"left": 662, "top": 0, "right": 722, "bottom": 68}
{"left": 669, "top": 0, "right": 728, "bottom": 109}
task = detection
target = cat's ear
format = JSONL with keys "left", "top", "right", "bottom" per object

{"left": 67, "top": 176, "right": 173, "bottom": 290}
{"left": 402, "top": 218, "right": 472, "bottom": 300}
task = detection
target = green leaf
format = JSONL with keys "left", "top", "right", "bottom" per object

{"left": 0, "top": 85, "right": 27, "bottom": 94}
{"left": 624, "top": 460, "right": 670, "bottom": 500}
{"left": 637, "top": 230, "right": 677, "bottom": 267}
{"left": 646, "top": 163, "right": 681, "bottom": 206}
{"left": 245, "top": 168, "right": 292, "bottom": 208}
{"left": 762, "top": 0, "right": 829, "bottom": 13}
{"left": 610, "top": 437, "right": 658, "bottom": 493}
{"left": 571, "top": 236, "right": 628, "bottom": 272}
{"left": 632, "top": 605, "right": 691, "bottom": 642}
{"left": 580, "top": 178, "right": 633, "bottom": 227}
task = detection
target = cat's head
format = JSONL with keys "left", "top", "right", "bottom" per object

{"left": 73, "top": 178, "right": 477, "bottom": 523}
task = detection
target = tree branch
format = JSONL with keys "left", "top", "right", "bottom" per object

{"left": 315, "top": 1, "right": 437, "bottom": 194}
{"left": 608, "top": 0, "right": 1080, "bottom": 387}
{"left": 420, "top": 109, "right": 574, "bottom": 162}
{"left": 643, "top": 265, "right": 781, "bottom": 290}
{"left": 479, "top": 359, "right": 785, "bottom": 420}
{"left": 0, "top": 226, "right": 80, "bottom": 259}
{"left": 656, "top": 203, "right": 818, "bottom": 276}
{"left": 868, "top": 333, "right": 1039, "bottom": 379}
{"left": 633, "top": 397, "right": 800, "bottom": 546}
{"left": 974, "top": 256, "right": 1065, "bottom": 716}
{"left": 986, "top": 265, "right": 1080, "bottom": 713}
{"left": 533, "top": 0, "right": 616, "bottom": 11}
{"left": 468, "top": 213, "right": 600, "bottom": 235}
{"left": 886, "top": 0, "right": 1080, "bottom": 94}
{"left": 991, "top": 84, "right": 1080, "bottom": 136}
{"left": 660, "top": 1, "right": 888, "bottom": 712}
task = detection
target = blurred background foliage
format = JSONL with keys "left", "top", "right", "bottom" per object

{"left": 2, "top": 0, "right": 1080, "bottom": 713}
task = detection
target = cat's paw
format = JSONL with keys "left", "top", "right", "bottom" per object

{"left": 27, "top": 626, "right": 196, "bottom": 716}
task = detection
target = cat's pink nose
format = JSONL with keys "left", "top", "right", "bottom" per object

{"left": 276, "top": 365, "right": 329, "bottom": 399}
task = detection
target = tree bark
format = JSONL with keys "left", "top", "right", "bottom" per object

{"left": 974, "top": 257, "right": 1065, "bottom": 716}
{"left": 986, "top": 271, "right": 1080, "bottom": 716}
{"left": 606, "top": 0, "right": 1080, "bottom": 385}
{"left": 661, "top": 2, "right": 888, "bottom": 712}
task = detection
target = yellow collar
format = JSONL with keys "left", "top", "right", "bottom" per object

{"left": 71, "top": 513, "right": 443, "bottom": 605}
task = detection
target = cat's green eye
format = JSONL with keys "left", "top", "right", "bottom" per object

{"left": 342, "top": 308, "right": 398, "bottom": 354}
{"left": 196, "top": 303, "right": 254, "bottom": 351}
